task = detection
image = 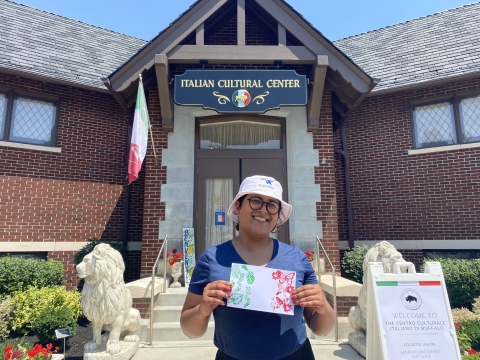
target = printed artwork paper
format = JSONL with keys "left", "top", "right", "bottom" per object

{"left": 227, "top": 263, "right": 296, "bottom": 316}
{"left": 182, "top": 228, "right": 196, "bottom": 286}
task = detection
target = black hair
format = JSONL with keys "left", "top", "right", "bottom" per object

{"left": 235, "top": 195, "right": 247, "bottom": 231}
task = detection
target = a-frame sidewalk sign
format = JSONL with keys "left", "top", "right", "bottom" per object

{"left": 366, "top": 261, "right": 461, "bottom": 360}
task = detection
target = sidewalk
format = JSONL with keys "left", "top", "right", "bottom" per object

{"left": 131, "top": 339, "right": 364, "bottom": 360}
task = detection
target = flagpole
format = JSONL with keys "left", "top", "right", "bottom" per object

{"left": 139, "top": 74, "right": 159, "bottom": 168}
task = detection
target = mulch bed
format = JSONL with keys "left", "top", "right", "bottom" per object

{"left": 12, "top": 318, "right": 92, "bottom": 360}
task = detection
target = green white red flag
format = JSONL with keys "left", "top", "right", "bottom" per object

{"left": 128, "top": 77, "right": 150, "bottom": 184}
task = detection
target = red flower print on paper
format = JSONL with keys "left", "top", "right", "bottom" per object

{"left": 275, "top": 272, "right": 294, "bottom": 295}
{"left": 270, "top": 270, "right": 296, "bottom": 314}
{"left": 285, "top": 285, "right": 295, "bottom": 294}
{"left": 272, "top": 270, "right": 282, "bottom": 280}
{"left": 271, "top": 296, "right": 284, "bottom": 310}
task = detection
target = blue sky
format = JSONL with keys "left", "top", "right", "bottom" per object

{"left": 13, "top": 0, "right": 476, "bottom": 41}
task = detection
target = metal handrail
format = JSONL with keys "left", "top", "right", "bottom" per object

{"left": 315, "top": 236, "right": 338, "bottom": 342}
{"left": 149, "top": 234, "right": 168, "bottom": 345}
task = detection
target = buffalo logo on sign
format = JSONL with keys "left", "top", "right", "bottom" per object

{"left": 174, "top": 70, "right": 307, "bottom": 113}
{"left": 401, "top": 288, "right": 422, "bottom": 310}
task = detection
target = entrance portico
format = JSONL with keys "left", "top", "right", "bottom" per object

{"left": 104, "top": 0, "right": 377, "bottom": 277}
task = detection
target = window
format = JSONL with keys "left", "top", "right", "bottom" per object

{"left": 424, "top": 250, "right": 480, "bottom": 260}
{"left": 0, "top": 252, "right": 47, "bottom": 260}
{"left": 0, "top": 90, "right": 58, "bottom": 146}
{"left": 199, "top": 119, "right": 282, "bottom": 149}
{"left": 411, "top": 93, "right": 480, "bottom": 149}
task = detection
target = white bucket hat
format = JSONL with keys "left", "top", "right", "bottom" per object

{"left": 227, "top": 175, "right": 292, "bottom": 226}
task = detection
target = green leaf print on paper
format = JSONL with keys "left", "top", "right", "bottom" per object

{"left": 242, "top": 265, "right": 256, "bottom": 284}
{"left": 231, "top": 264, "right": 245, "bottom": 291}
{"left": 230, "top": 293, "right": 244, "bottom": 305}
{"left": 232, "top": 264, "right": 241, "bottom": 278}
{"left": 229, "top": 264, "right": 255, "bottom": 309}
{"left": 244, "top": 286, "right": 251, "bottom": 308}
{"left": 234, "top": 273, "right": 244, "bottom": 292}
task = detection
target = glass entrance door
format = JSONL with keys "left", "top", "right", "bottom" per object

{"left": 195, "top": 116, "right": 288, "bottom": 256}
{"left": 196, "top": 158, "right": 239, "bottom": 256}
{"left": 196, "top": 157, "right": 288, "bottom": 256}
{"left": 204, "top": 178, "right": 234, "bottom": 248}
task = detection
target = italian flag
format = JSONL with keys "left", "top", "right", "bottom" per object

{"left": 128, "top": 78, "right": 150, "bottom": 184}
{"left": 376, "top": 281, "right": 441, "bottom": 286}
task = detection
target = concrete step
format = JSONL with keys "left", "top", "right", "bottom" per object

{"left": 148, "top": 317, "right": 351, "bottom": 343}
{"left": 153, "top": 305, "right": 182, "bottom": 322}
{"left": 153, "top": 305, "right": 214, "bottom": 323}
{"left": 147, "top": 339, "right": 347, "bottom": 349}
{"left": 157, "top": 288, "right": 188, "bottom": 306}
{"left": 146, "top": 317, "right": 353, "bottom": 347}
{"left": 151, "top": 322, "right": 214, "bottom": 342}
{"left": 309, "top": 317, "right": 352, "bottom": 341}
{"left": 150, "top": 340, "right": 215, "bottom": 348}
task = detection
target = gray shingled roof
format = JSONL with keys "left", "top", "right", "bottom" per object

{"left": 0, "top": 0, "right": 147, "bottom": 89}
{"left": 334, "top": 2, "right": 480, "bottom": 92}
{"left": 1, "top": 0, "right": 480, "bottom": 92}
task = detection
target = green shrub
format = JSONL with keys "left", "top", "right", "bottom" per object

{"left": 473, "top": 297, "right": 480, "bottom": 316}
{"left": 457, "top": 324, "right": 473, "bottom": 353}
{"left": 462, "top": 353, "right": 480, "bottom": 359}
{"left": 341, "top": 245, "right": 370, "bottom": 283}
{"left": 0, "top": 256, "right": 64, "bottom": 298}
{"left": 11, "top": 286, "right": 81, "bottom": 334}
{"left": 0, "top": 296, "right": 15, "bottom": 341}
{"left": 32, "top": 307, "right": 77, "bottom": 346}
{"left": 74, "top": 238, "right": 128, "bottom": 270}
{"left": 453, "top": 308, "right": 480, "bottom": 323}
{"left": 461, "top": 320, "right": 480, "bottom": 352}
{"left": 422, "top": 258, "right": 480, "bottom": 309}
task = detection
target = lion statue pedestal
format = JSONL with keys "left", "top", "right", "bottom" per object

{"left": 76, "top": 244, "right": 141, "bottom": 360}
{"left": 347, "top": 241, "right": 408, "bottom": 358}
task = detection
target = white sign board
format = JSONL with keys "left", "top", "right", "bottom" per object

{"left": 55, "top": 327, "right": 72, "bottom": 339}
{"left": 366, "top": 262, "right": 461, "bottom": 360}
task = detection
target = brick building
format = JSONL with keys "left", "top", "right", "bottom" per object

{"left": 0, "top": 0, "right": 479, "bottom": 287}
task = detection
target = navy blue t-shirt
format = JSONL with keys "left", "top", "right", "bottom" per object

{"left": 189, "top": 239, "right": 318, "bottom": 360}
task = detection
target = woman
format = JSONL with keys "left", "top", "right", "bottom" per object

{"left": 180, "top": 175, "right": 336, "bottom": 360}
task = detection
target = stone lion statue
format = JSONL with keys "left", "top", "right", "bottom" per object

{"left": 348, "top": 241, "right": 407, "bottom": 332}
{"left": 76, "top": 243, "right": 141, "bottom": 355}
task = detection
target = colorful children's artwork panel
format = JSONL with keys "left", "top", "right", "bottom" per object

{"left": 182, "top": 228, "right": 196, "bottom": 286}
{"left": 227, "top": 263, "right": 296, "bottom": 316}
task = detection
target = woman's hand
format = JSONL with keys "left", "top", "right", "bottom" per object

{"left": 198, "top": 280, "right": 232, "bottom": 317}
{"left": 181, "top": 280, "right": 232, "bottom": 339}
{"left": 292, "top": 284, "right": 336, "bottom": 336}
{"left": 292, "top": 284, "right": 329, "bottom": 314}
